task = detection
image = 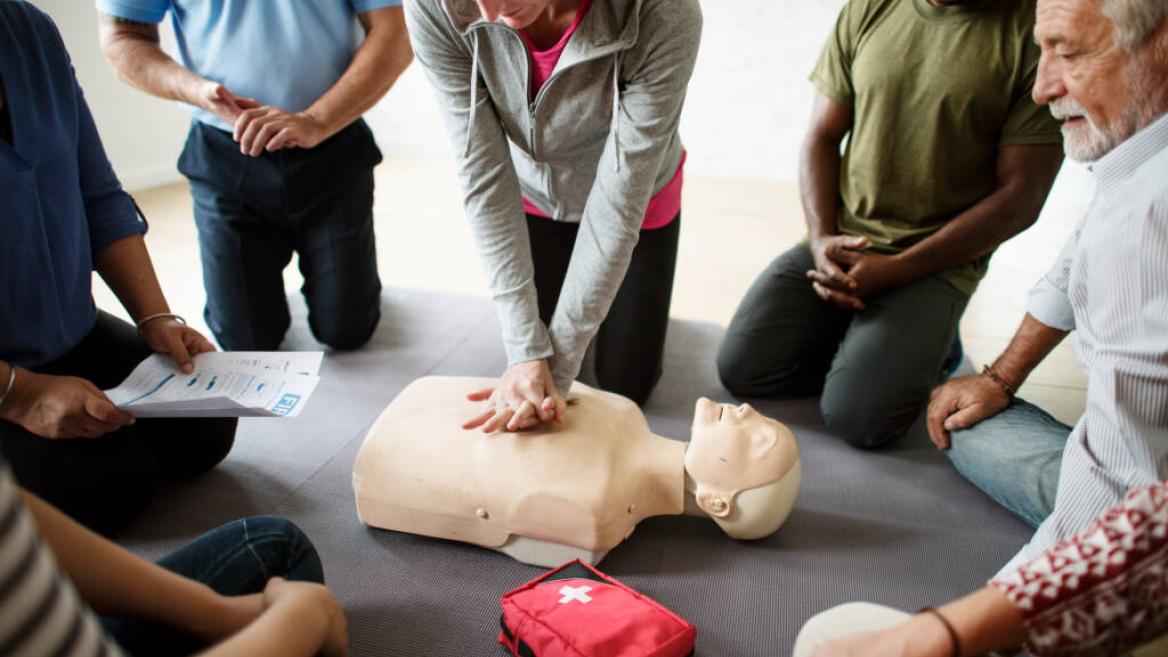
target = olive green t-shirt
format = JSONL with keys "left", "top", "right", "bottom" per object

{"left": 810, "top": 0, "right": 1062, "bottom": 295}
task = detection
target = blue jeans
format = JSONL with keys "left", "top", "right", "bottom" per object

{"left": 946, "top": 398, "right": 1074, "bottom": 528}
{"left": 105, "top": 516, "right": 323, "bottom": 656}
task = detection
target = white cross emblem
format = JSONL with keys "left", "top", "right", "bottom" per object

{"left": 557, "top": 585, "right": 593, "bottom": 604}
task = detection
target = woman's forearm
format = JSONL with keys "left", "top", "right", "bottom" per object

{"left": 93, "top": 233, "right": 171, "bottom": 323}
{"left": 20, "top": 490, "right": 226, "bottom": 634}
{"left": 197, "top": 594, "right": 330, "bottom": 657}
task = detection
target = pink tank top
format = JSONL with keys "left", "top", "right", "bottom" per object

{"left": 519, "top": 0, "right": 683, "bottom": 230}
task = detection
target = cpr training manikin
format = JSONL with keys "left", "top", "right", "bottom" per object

{"left": 353, "top": 377, "right": 801, "bottom": 567}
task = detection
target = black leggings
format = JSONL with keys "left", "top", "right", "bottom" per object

{"left": 527, "top": 213, "right": 680, "bottom": 405}
{"left": 0, "top": 312, "right": 236, "bottom": 535}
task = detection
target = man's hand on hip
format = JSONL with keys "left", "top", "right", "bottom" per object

{"left": 926, "top": 375, "right": 1011, "bottom": 451}
{"left": 233, "top": 106, "right": 330, "bottom": 156}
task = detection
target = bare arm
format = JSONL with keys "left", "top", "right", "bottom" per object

{"left": 21, "top": 489, "right": 261, "bottom": 642}
{"left": 806, "top": 136, "right": 1063, "bottom": 308}
{"left": 98, "top": 15, "right": 256, "bottom": 124}
{"left": 22, "top": 489, "right": 346, "bottom": 657}
{"left": 95, "top": 233, "right": 215, "bottom": 372}
{"left": 235, "top": 7, "right": 413, "bottom": 155}
{"left": 93, "top": 233, "right": 170, "bottom": 325}
{"left": 810, "top": 588, "right": 1026, "bottom": 657}
{"left": 926, "top": 313, "right": 1068, "bottom": 449}
{"left": 301, "top": 7, "right": 412, "bottom": 142}
{"left": 894, "top": 144, "right": 1064, "bottom": 281}
{"left": 800, "top": 92, "right": 852, "bottom": 245}
{"left": 988, "top": 312, "right": 1068, "bottom": 389}
{"left": 800, "top": 92, "right": 867, "bottom": 302}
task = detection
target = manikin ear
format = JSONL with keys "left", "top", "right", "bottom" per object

{"left": 695, "top": 490, "right": 732, "bottom": 518}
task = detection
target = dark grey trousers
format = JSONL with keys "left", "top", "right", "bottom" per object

{"left": 717, "top": 244, "right": 969, "bottom": 448}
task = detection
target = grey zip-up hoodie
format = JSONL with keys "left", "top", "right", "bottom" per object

{"left": 405, "top": 0, "right": 702, "bottom": 394}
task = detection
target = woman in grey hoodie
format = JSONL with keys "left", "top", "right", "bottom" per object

{"left": 406, "top": 0, "right": 702, "bottom": 431}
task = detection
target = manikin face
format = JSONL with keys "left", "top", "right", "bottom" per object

{"left": 1033, "top": 0, "right": 1168, "bottom": 161}
{"left": 475, "top": 0, "right": 556, "bottom": 29}
{"left": 685, "top": 398, "right": 798, "bottom": 519}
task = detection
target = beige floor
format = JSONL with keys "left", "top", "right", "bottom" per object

{"left": 95, "top": 155, "right": 1088, "bottom": 426}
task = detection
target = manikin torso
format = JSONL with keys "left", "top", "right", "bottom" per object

{"left": 353, "top": 377, "right": 800, "bottom": 567}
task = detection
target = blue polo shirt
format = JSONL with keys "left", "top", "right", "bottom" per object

{"left": 96, "top": 0, "right": 402, "bottom": 131}
{"left": 0, "top": 1, "right": 147, "bottom": 368}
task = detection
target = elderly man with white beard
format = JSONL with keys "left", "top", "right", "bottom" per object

{"left": 923, "top": 0, "right": 1168, "bottom": 545}
{"left": 790, "top": 0, "right": 1168, "bottom": 656}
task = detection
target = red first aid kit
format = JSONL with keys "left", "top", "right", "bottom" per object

{"left": 499, "top": 560, "right": 697, "bottom": 657}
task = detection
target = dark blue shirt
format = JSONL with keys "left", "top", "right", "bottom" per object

{"left": 0, "top": 0, "right": 146, "bottom": 367}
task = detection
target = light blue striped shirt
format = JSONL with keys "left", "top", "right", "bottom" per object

{"left": 1003, "top": 112, "right": 1168, "bottom": 573}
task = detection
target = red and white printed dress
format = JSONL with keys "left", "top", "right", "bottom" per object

{"left": 991, "top": 481, "right": 1168, "bottom": 657}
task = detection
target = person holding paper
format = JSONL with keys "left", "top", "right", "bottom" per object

{"left": 0, "top": 0, "right": 235, "bottom": 535}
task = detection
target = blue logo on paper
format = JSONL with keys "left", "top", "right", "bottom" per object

{"left": 273, "top": 393, "right": 301, "bottom": 416}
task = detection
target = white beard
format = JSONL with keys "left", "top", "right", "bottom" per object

{"left": 1050, "top": 61, "right": 1162, "bottom": 162}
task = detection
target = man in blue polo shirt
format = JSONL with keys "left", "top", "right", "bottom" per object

{"left": 98, "top": 0, "right": 412, "bottom": 351}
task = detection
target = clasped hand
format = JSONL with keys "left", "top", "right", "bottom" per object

{"left": 198, "top": 81, "right": 328, "bottom": 157}
{"left": 807, "top": 235, "right": 907, "bottom": 310}
{"left": 462, "top": 359, "right": 566, "bottom": 433}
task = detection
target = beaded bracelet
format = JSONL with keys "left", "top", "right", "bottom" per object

{"left": 981, "top": 364, "right": 1017, "bottom": 397}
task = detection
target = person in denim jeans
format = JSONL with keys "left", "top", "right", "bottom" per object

{"left": 927, "top": 0, "right": 1168, "bottom": 562}
{"left": 2, "top": 456, "right": 348, "bottom": 657}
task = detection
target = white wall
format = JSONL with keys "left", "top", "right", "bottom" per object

{"left": 37, "top": 0, "right": 190, "bottom": 190}
{"left": 38, "top": 0, "right": 1093, "bottom": 208}
{"left": 39, "top": 0, "right": 848, "bottom": 188}
{"left": 368, "top": 0, "right": 849, "bottom": 182}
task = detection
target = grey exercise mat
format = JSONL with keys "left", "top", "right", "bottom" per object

{"left": 118, "top": 288, "right": 1033, "bottom": 656}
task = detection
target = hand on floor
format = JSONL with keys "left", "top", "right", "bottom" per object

{"left": 462, "top": 359, "right": 565, "bottom": 432}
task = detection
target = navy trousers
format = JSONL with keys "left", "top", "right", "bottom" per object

{"left": 178, "top": 120, "right": 384, "bottom": 351}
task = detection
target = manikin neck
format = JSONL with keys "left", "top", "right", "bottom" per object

{"left": 647, "top": 432, "right": 706, "bottom": 519}
{"left": 681, "top": 471, "right": 706, "bottom": 518}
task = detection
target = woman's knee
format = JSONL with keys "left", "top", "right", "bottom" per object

{"left": 150, "top": 418, "right": 237, "bottom": 478}
{"left": 243, "top": 516, "right": 325, "bottom": 584}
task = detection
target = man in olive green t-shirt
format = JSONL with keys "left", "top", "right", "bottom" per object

{"left": 718, "top": 0, "right": 1064, "bottom": 448}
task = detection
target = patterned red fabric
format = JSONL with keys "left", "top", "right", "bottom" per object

{"left": 991, "top": 481, "right": 1168, "bottom": 657}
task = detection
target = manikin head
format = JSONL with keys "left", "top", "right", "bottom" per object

{"left": 684, "top": 399, "right": 801, "bottom": 541}
{"left": 1033, "top": 0, "right": 1168, "bottom": 161}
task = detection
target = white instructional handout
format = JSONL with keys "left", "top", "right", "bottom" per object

{"left": 105, "top": 352, "right": 323, "bottom": 418}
